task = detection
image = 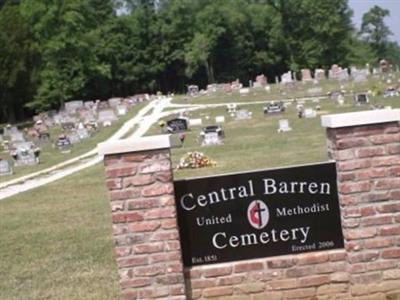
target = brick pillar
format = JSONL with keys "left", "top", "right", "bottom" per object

{"left": 322, "top": 109, "right": 400, "bottom": 296}
{"left": 98, "top": 135, "right": 186, "bottom": 300}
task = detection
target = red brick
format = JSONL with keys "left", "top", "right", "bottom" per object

{"left": 203, "top": 286, "right": 233, "bottom": 297}
{"left": 122, "top": 153, "right": 150, "bottom": 162}
{"left": 165, "top": 241, "right": 181, "bottom": 251}
{"left": 234, "top": 262, "right": 264, "bottom": 273}
{"left": 348, "top": 251, "right": 379, "bottom": 263}
{"left": 104, "top": 154, "right": 121, "bottom": 166}
{"left": 139, "top": 160, "right": 171, "bottom": 174}
{"left": 145, "top": 207, "right": 176, "bottom": 219}
{"left": 170, "top": 285, "right": 185, "bottom": 296}
{"left": 370, "top": 133, "right": 400, "bottom": 144}
{"left": 343, "top": 207, "right": 361, "bottom": 218}
{"left": 353, "top": 125, "right": 386, "bottom": 136}
{"left": 127, "top": 198, "right": 160, "bottom": 210}
{"left": 129, "top": 221, "right": 160, "bottom": 232}
{"left": 351, "top": 272, "right": 381, "bottom": 284}
{"left": 267, "top": 257, "right": 296, "bottom": 268}
{"left": 298, "top": 252, "right": 329, "bottom": 265}
{"left": 356, "top": 146, "right": 385, "bottom": 158}
{"left": 141, "top": 183, "right": 173, "bottom": 197}
{"left": 367, "top": 191, "right": 390, "bottom": 202}
{"left": 298, "top": 275, "right": 330, "bottom": 287}
{"left": 111, "top": 201, "right": 124, "bottom": 212}
{"left": 121, "top": 289, "right": 137, "bottom": 300}
{"left": 134, "top": 265, "right": 165, "bottom": 276}
{"left": 387, "top": 144, "right": 400, "bottom": 154}
{"left": 117, "top": 256, "right": 148, "bottom": 268}
{"left": 267, "top": 278, "right": 297, "bottom": 290}
{"left": 204, "top": 266, "right": 232, "bottom": 278}
{"left": 344, "top": 228, "right": 376, "bottom": 240}
{"left": 384, "top": 123, "right": 400, "bottom": 133}
{"left": 370, "top": 168, "right": 387, "bottom": 178}
{"left": 339, "top": 181, "right": 370, "bottom": 194}
{"left": 382, "top": 248, "right": 400, "bottom": 259}
{"left": 338, "top": 172, "right": 356, "bottom": 182}
{"left": 379, "top": 225, "right": 400, "bottom": 236}
{"left": 349, "top": 263, "right": 365, "bottom": 273}
{"left": 360, "top": 206, "right": 376, "bottom": 216}
{"left": 286, "top": 266, "right": 314, "bottom": 278}
{"left": 366, "top": 260, "right": 394, "bottom": 271}
{"left": 191, "top": 278, "right": 216, "bottom": 289}
{"left": 375, "top": 178, "right": 400, "bottom": 190}
{"left": 112, "top": 212, "right": 144, "bottom": 223}
{"left": 123, "top": 175, "right": 154, "bottom": 188}
{"left": 156, "top": 274, "right": 184, "bottom": 285}
{"left": 106, "top": 178, "right": 122, "bottom": 190}
{"left": 284, "top": 287, "right": 316, "bottom": 299}
{"left": 150, "top": 230, "right": 179, "bottom": 241}
{"left": 133, "top": 242, "right": 164, "bottom": 254}
{"left": 161, "top": 219, "right": 177, "bottom": 229}
{"left": 372, "top": 156, "right": 400, "bottom": 167}
{"left": 120, "top": 278, "right": 151, "bottom": 288}
{"left": 388, "top": 166, "right": 400, "bottom": 176}
{"left": 345, "top": 241, "right": 362, "bottom": 252}
{"left": 364, "top": 238, "right": 393, "bottom": 249}
{"left": 329, "top": 251, "right": 347, "bottom": 262}
{"left": 337, "top": 160, "right": 371, "bottom": 171}
{"left": 343, "top": 218, "right": 360, "bottom": 228}
{"left": 115, "top": 246, "right": 131, "bottom": 257}
{"left": 335, "top": 149, "right": 355, "bottom": 161}
{"left": 362, "top": 216, "right": 393, "bottom": 226}
{"left": 377, "top": 203, "right": 400, "bottom": 213}
{"left": 391, "top": 190, "right": 400, "bottom": 200}
{"left": 336, "top": 137, "right": 370, "bottom": 149}
{"left": 155, "top": 171, "right": 173, "bottom": 182}
{"left": 218, "top": 275, "right": 245, "bottom": 286}
{"left": 109, "top": 189, "right": 140, "bottom": 201}
{"left": 106, "top": 165, "right": 137, "bottom": 178}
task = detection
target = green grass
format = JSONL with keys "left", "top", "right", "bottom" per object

{"left": 0, "top": 103, "right": 146, "bottom": 181}
{"left": 0, "top": 164, "right": 120, "bottom": 300}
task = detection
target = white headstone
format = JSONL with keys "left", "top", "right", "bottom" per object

{"left": 278, "top": 119, "right": 292, "bottom": 132}
{"left": 304, "top": 108, "right": 317, "bottom": 118}
{"left": 189, "top": 118, "right": 202, "bottom": 126}
{"left": 239, "top": 88, "right": 250, "bottom": 95}
{"left": 215, "top": 116, "right": 225, "bottom": 123}
{"left": 201, "top": 132, "right": 222, "bottom": 146}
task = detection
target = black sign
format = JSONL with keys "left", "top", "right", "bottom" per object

{"left": 174, "top": 162, "right": 344, "bottom": 266}
{"left": 167, "top": 118, "right": 188, "bottom": 133}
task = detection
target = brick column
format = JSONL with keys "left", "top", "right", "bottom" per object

{"left": 322, "top": 109, "right": 400, "bottom": 297}
{"left": 98, "top": 135, "right": 186, "bottom": 300}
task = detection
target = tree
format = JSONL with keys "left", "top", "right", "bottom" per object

{"left": 360, "top": 5, "right": 392, "bottom": 60}
{"left": 0, "top": 2, "right": 38, "bottom": 123}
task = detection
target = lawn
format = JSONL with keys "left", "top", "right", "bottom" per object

{"left": 0, "top": 102, "right": 147, "bottom": 181}
{"left": 0, "top": 164, "right": 120, "bottom": 300}
{"left": 1, "top": 77, "right": 400, "bottom": 299}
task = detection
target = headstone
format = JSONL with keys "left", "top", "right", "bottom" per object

{"left": 265, "top": 85, "right": 271, "bottom": 92}
{"left": 56, "top": 135, "right": 72, "bottom": 152}
{"left": 235, "top": 109, "right": 252, "bottom": 120}
{"left": 108, "top": 97, "right": 122, "bottom": 108}
{"left": 352, "top": 68, "right": 369, "bottom": 83}
{"left": 65, "top": 100, "right": 84, "bottom": 114}
{"left": 380, "top": 59, "right": 389, "bottom": 73}
{"left": 61, "top": 122, "right": 75, "bottom": 131}
{"left": 207, "top": 84, "right": 217, "bottom": 93}
{"left": 281, "top": 71, "right": 293, "bottom": 84}
{"left": 84, "top": 101, "right": 95, "bottom": 109}
{"left": 166, "top": 118, "right": 188, "bottom": 133}
{"left": 226, "top": 104, "right": 238, "bottom": 114}
{"left": 116, "top": 105, "right": 128, "bottom": 116}
{"left": 239, "top": 88, "right": 250, "bottom": 95}
{"left": 354, "top": 93, "right": 369, "bottom": 105}
{"left": 11, "top": 142, "right": 39, "bottom": 166}
{"left": 301, "top": 69, "right": 312, "bottom": 82}
{"left": 215, "top": 116, "right": 225, "bottom": 123}
{"left": 189, "top": 118, "right": 202, "bottom": 126}
{"left": 307, "top": 87, "right": 323, "bottom": 96}
{"left": 98, "top": 109, "right": 118, "bottom": 125}
{"left": 0, "top": 159, "right": 13, "bottom": 176}
{"left": 383, "top": 87, "right": 399, "bottom": 98}
{"left": 255, "top": 74, "right": 267, "bottom": 87}
{"left": 77, "top": 128, "right": 90, "bottom": 140}
{"left": 231, "top": 79, "right": 242, "bottom": 90}
{"left": 278, "top": 119, "right": 292, "bottom": 132}
{"left": 315, "top": 69, "right": 326, "bottom": 80}
{"left": 38, "top": 132, "right": 51, "bottom": 143}
{"left": 264, "top": 102, "right": 285, "bottom": 115}
{"left": 337, "top": 69, "right": 349, "bottom": 81}
{"left": 188, "top": 85, "right": 199, "bottom": 96}
{"left": 10, "top": 131, "right": 25, "bottom": 143}
{"left": 68, "top": 132, "right": 81, "bottom": 144}
{"left": 304, "top": 108, "right": 317, "bottom": 118}
{"left": 329, "top": 91, "right": 344, "bottom": 101}
{"left": 201, "top": 132, "right": 223, "bottom": 146}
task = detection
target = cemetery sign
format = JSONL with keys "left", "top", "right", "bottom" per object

{"left": 174, "top": 162, "right": 344, "bottom": 266}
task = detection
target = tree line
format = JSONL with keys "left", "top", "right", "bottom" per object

{"left": 1, "top": 0, "right": 399, "bottom": 123}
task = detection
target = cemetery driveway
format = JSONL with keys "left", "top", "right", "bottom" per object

{"left": 0, "top": 98, "right": 171, "bottom": 201}
{"left": 0, "top": 95, "right": 326, "bottom": 200}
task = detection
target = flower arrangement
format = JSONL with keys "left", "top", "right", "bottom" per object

{"left": 177, "top": 151, "right": 216, "bottom": 169}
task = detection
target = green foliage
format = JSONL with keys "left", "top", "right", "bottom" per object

{"left": 1, "top": 0, "right": 400, "bottom": 123}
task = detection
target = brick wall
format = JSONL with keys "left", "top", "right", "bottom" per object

{"left": 103, "top": 149, "right": 186, "bottom": 300}
{"left": 100, "top": 117, "right": 400, "bottom": 299}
